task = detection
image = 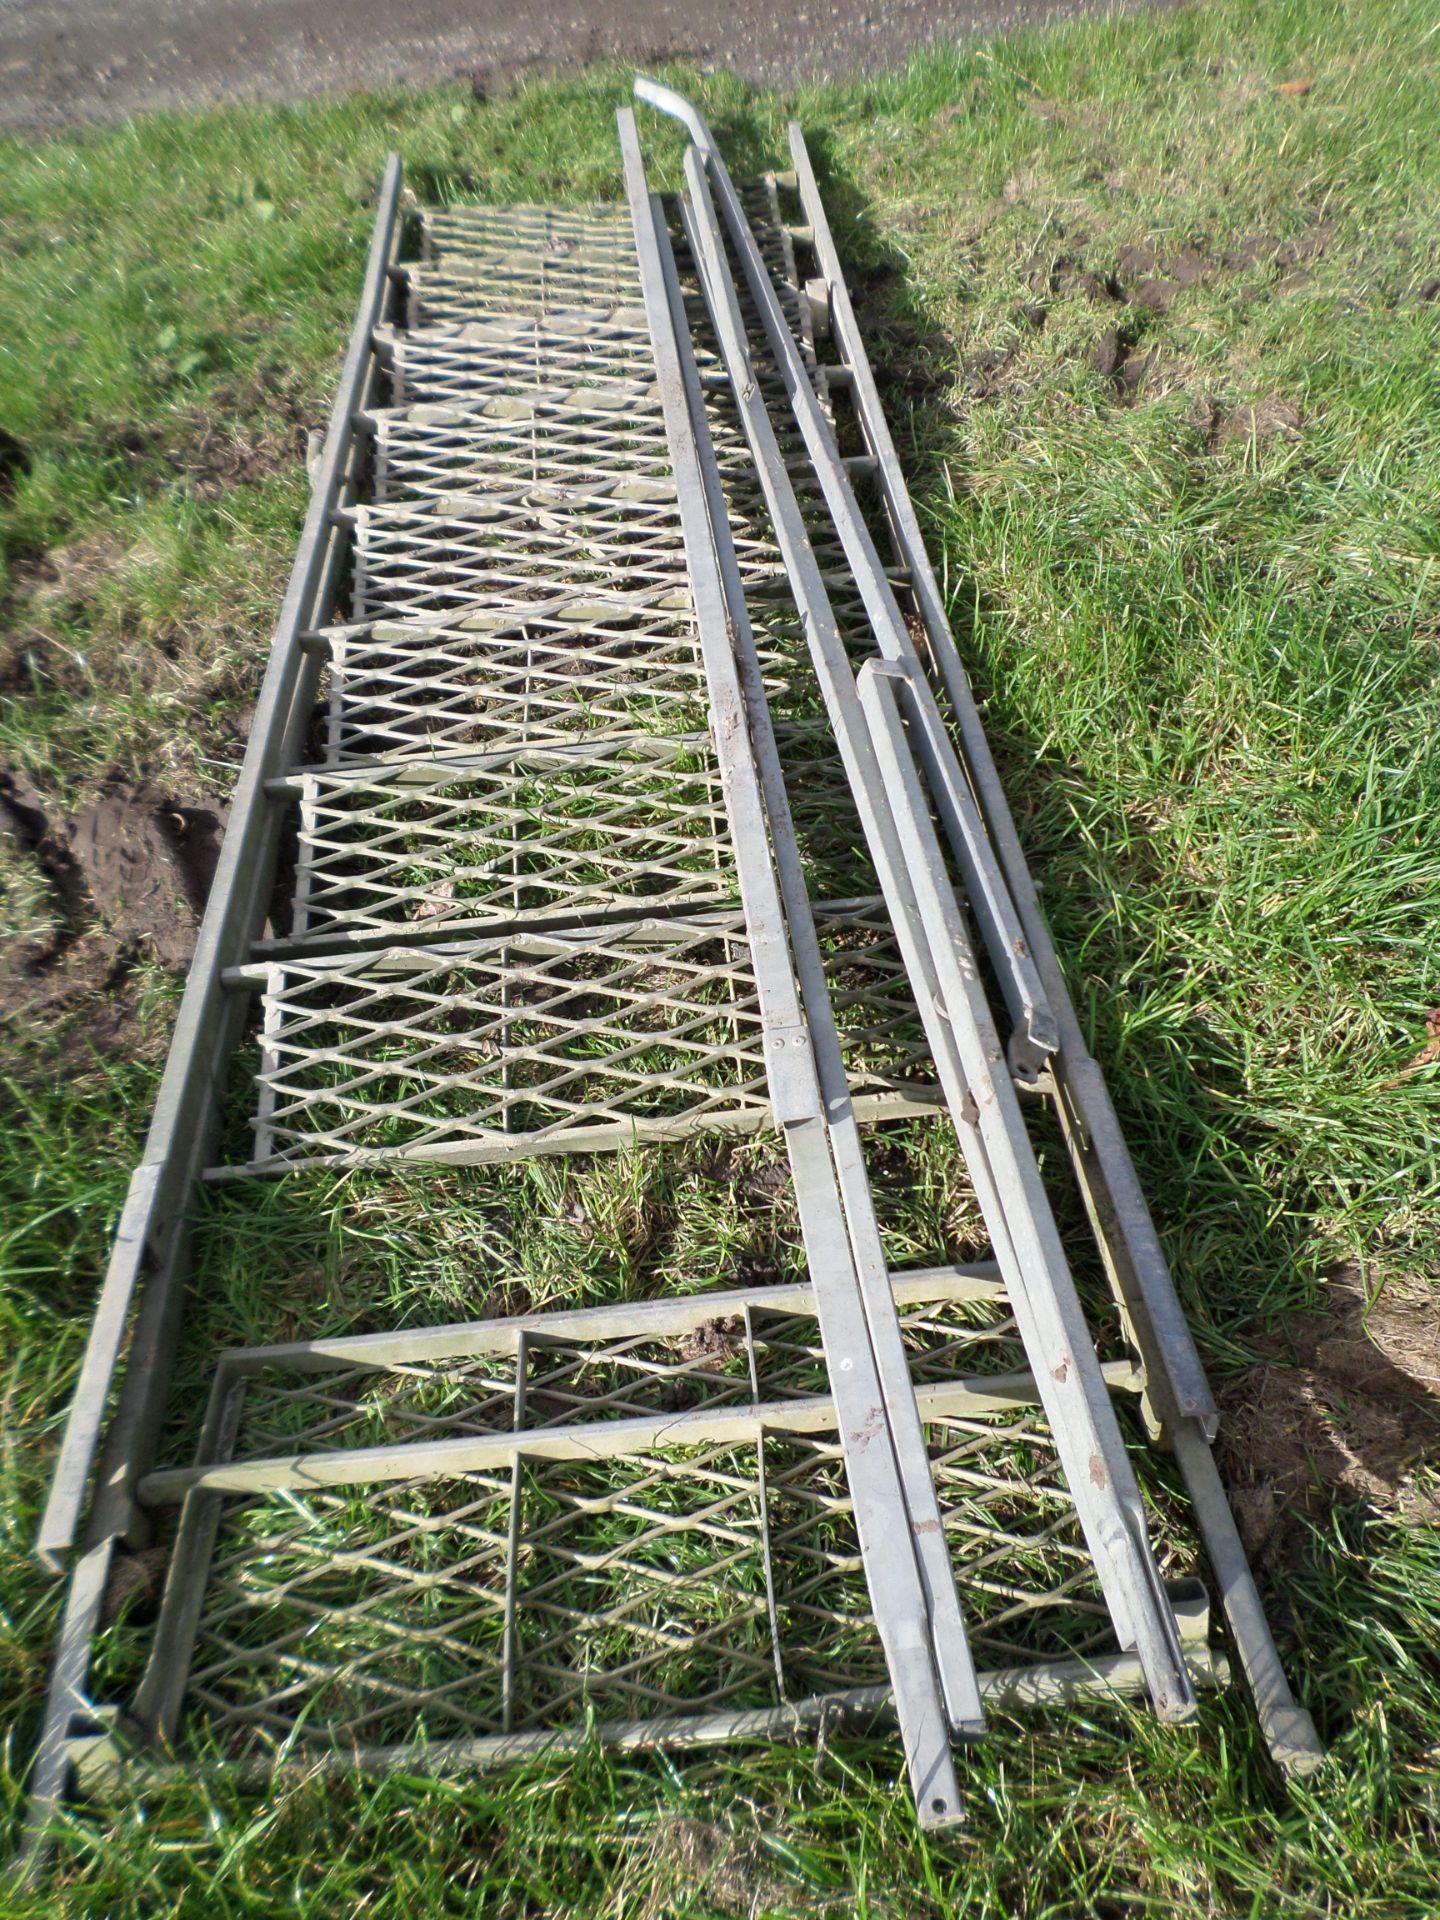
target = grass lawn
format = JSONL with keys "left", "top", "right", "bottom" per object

{"left": 2, "top": 0, "right": 1439, "bottom": 1912}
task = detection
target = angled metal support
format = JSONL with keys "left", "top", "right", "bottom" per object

{"left": 645, "top": 206, "right": 984, "bottom": 1745}
{"left": 778, "top": 118, "right": 1214, "bottom": 1432}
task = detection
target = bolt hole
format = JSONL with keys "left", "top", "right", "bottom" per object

{"left": 931, "top": 1797, "right": 947, "bottom": 1814}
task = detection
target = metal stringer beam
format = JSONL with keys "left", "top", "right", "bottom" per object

{"left": 15, "top": 156, "right": 407, "bottom": 1883}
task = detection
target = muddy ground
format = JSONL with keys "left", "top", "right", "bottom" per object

{"left": 0, "top": 0, "right": 1178, "bottom": 137}
{"left": 1219, "top": 1265, "right": 1440, "bottom": 1571}
{"left": 0, "top": 762, "right": 227, "bottom": 1051}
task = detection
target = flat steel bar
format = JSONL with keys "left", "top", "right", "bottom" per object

{"left": 206, "top": 1089, "right": 945, "bottom": 1181}
{"left": 16, "top": 153, "right": 405, "bottom": 1887}
{"left": 887, "top": 671, "right": 1057, "bottom": 1081}
{"left": 653, "top": 182, "right": 986, "bottom": 1747}
{"left": 139, "top": 1361, "right": 1144, "bottom": 1506}
{"left": 35, "top": 157, "right": 406, "bottom": 1575}
{"left": 672, "top": 171, "right": 1009, "bottom": 1755}
{"left": 619, "top": 109, "right": 978, "bottom": 1816}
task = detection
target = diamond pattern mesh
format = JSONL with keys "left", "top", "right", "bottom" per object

{"left": 349, "top": 496, "right": 694, "bottom": 625}
{"left": 227, "top": 902, "right": 937, "bottom": 1174}
{"left": 374, "top": 408, "right": 674, "bottom": 501}
{"left": 286, "top": 729, "right": 865, "bottom": 944}
{"left": 406, "top": 265, "right": 642, "bottom": 328}
{"left": 321, "top": 615, "right": 711, "bottom": 761}
{"left": 421, "top": 203, "right": 637, "bottom": 263}
{"left": 154, "top": 1289, "right": 1175, "bottom": 1764}
{"left": 384, "top": 316, "right": 660, "bottom": 407}
{"left": 288, "top": 739, "right": 737, "bottom": 939}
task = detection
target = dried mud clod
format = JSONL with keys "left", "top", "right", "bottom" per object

{"left": 101, "top": 1544, "right": 170, "bottom": 1625}
{"left": 1219, "top": 1264, "right": 1440, "bottom": 1571}
{"left": 1092, "top": 327, "right": 1154, "bottom": 402}
{"left": 1187, "top": 391, "right": 1305, "bottom": 452}
{"left": 672, "top": 1315, "right": 746, "bottom": 1369}
{"left": 65, "top": 782, "right": 226, "bottom": 969}
{"left": 1034, "top": 255, "right": 1124, "bottom": 305}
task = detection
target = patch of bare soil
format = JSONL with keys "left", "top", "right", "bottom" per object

{"left": 738, "top": 1153, "right": 790, "bottom": 1206}
{"left": 1218, "top": 1264, "right": 1440, "bottom": 1572}
{"left": 0, "top": 764, "right": 226, "bottom": 1052}
{"left": 944, "top": 211, "right": 1334, "bottom": 421}
{"left": 640, "top": 1815, "right": 806, "bottom": 1920}
{"left": 68, "top": 785, "right": 226, "bottom": 965}
{"left": 170, "top": 369, "right": 318, "bottom": 500}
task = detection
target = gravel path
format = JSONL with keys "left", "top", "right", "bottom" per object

{"left": 0, "top": 0, "right": 1171, "bottom": 136}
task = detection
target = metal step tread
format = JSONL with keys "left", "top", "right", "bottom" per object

{"left": 118, "top": 1263, "right": 1191, "bottom": 1788}
{"left": 270, "top": 724, "right": 863, "bottom": 951}
{"left": 214, "top": 898, "right": 942, "bottom": 1178}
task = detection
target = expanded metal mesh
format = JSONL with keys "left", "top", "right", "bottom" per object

{"left": 386, "top": 308, "right": 656, "bottom": 398}
{"left": 410, "top": 203, "right": 640, "bottom": 326}
{"left": 373, "top": 404, "right": 673, "bottom": 501}
{"left": 224, "top": 901, "right": 937, "bottom": 1175}
{"left": 422, "top": 203, "right": 638, "bottom": 263}
{"left": 349, "top": 494, "right": 693, "bottom": 625}
{"left": 146, "top": 1285, "right": 1169, "bottom": 1769}
{"left": 321, "top": 615, "right": 711, "bottom": 761}
{"left": 286, "top": 730, "right": 866, "bottom": 945}
{"left": 288, "top": 738, "right": 736, "bottom": 939}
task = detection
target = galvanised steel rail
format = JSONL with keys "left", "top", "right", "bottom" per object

{"left": 620, "top": 106, "right": 980, "bottom": 1819}
{"left": 780, "top": 118, "right": 1324, "bottom": 1775}
{"left": 18, "top": 155, "right": 408, "bottom": 1878}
